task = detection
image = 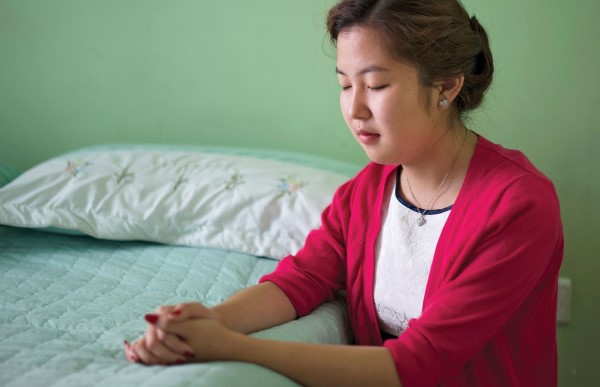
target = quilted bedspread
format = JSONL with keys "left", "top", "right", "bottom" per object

{"left": 0, "top": 226, "right": 352, "bottom": 386}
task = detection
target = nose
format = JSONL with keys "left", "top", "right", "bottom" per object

{"left": 347, "top": 89, "right": 371, "bottom": 120}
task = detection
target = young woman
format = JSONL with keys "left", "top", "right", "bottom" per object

{"left": 125, "top": 1, "right": 563, "bottom": 386}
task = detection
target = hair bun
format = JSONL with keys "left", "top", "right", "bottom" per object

{"left": 469, "top": 16, "right": 483, "bottom": 52}
{"left": 469, "top": 16, "right": 480, "bottom": 32}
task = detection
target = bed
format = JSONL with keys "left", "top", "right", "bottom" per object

{"left": 0, "top": 145, "right": 359, "bottom": 387}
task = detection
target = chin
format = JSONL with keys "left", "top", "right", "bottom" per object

{"left": 362, "top": 150, "right": 400, "bottom": 166}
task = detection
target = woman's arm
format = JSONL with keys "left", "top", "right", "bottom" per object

{"left": 236, "top": 335, "right": 401, "bottom": 387}
{"left": 128, "top": 176, "right": 362, "bottom": 365}
{"left": 125, "top": 281, "right": 297, "bottom": 364}
{"left": 211, "top": 281, "right": 297, "bottom": 333}
{"left": 151, "top": 317, "right": 402, "bottom": 387}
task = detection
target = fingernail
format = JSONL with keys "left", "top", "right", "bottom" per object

{"left": 171, "top": 309, "right": 182, "bottom": 316}
{"left": 175, "top": 359, "right": 186, "bottom": 365}
{"left": 144, "top": 314, "right": 159, "bottom": 324}
{"left": 184, "top": 351, "right": 195, "bottom": 359}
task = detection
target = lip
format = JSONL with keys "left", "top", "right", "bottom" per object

{"left": 356, "top": 129, "right": 380, "bottom": 144}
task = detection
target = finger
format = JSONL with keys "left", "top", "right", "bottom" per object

{"left": 155, "top": 304, "right": 176, "bottom": 315}
{"left": 130, "top": 339, "right": 164, "bottom": 366}
{"left": 156, "top": 330, "right": 195, "bottom": 359}
{"left": 145, "top": 313, "right": 160, "bottom": 325}
{"left": 144, "top": 326, "right": 188, "bottom": 364}
{"left": 123, "top": 340, "right": 140, "bottom": 363}
{"left": 168, "top": 302, "right": 212, "bottom": 320}
{"left": 145, "top": 313, "right": 190, "bottom": 337}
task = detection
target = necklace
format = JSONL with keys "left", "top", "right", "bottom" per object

{"left": 406, "top": 129, "right": 469, "bottom": 227}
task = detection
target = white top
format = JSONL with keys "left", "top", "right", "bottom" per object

{"left": 374, "top": 169, "right": 452, "bottom": 336}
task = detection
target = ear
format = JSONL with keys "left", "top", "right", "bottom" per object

{"left": 435, "top": 75, "right": 464, "bottom": 103}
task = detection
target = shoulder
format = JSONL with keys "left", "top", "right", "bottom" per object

{"left": 457, "top": 134, "right": 562, "bottom": 228}
{"left": 468, "top": 135, "right": 557, "bottom": 197}
{"left": 443, "top": 135, "right": 564, "bottom": 267}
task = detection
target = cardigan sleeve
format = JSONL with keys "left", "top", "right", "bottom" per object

{"left": 385, "top": 174, "right": 564, "bottom": 386}
{"left": 259, "top": 171, "right": 359, "bottom": 317}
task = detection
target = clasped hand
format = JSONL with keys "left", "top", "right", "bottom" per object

{"left": 124, "top": 302, "right": 234, "bottom": 365}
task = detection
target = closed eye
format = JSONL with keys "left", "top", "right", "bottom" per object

{"left": 369, "top": 84, "right": 389, "bottom": 91}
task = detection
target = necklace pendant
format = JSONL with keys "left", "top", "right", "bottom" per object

{"left": 417, "top": 215, "right": 427, "bottom": 227}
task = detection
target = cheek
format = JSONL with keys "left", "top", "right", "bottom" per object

{"left": 339, "top": 93, "right": 352, "bottom": 124}
{"left": 370, "top": 97, "right": 394, "bottom": 124}
{"left": 378, "top": 92, "right": 420, "bottom": 123}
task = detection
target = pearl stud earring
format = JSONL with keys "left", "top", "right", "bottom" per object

{"left": 438, "top": 96, "right": 450, "bottom": 110}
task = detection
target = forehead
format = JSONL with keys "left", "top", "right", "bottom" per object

{"left": 337, "top": 27, "right": 388, "bottom": 62}
{"left": 336, "top": 26, "right": 415, "bottom": 76}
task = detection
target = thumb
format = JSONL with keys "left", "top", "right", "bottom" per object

{"left": 168, "top": 302, "right": 213, "bottom": 321}
{"left": 144, "top": 314, "right": 190, "bottom": 337}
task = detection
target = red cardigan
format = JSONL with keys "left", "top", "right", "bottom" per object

{"left": 261, "top": 136, "right": 563, "bottom": 386}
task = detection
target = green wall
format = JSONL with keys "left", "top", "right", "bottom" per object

{"left": 0, "top": 0, "right": 364, "bottom": 169}
{"left": 0, "top": 1, "right": 598, "bottom": 385}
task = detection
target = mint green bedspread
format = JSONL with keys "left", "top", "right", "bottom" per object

{"left": 0, "top": 226, "right": 352, "bottom": 386}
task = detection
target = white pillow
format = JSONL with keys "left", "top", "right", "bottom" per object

{"left": 0, "top": 147, "right": 358, "bottom": 259}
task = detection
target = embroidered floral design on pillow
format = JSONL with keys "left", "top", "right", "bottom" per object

{"left": 65, "top": 160, "right": 92, "bottom": 177}
{"left": 172, "top": 175, "right": 189, "bottom": 191}
{"left": 224, "top": 172, "right": 244, "bottom": 191}
{"left": 114, "top": 167, "right": 135, "bottom": 185}
{"left": 277, "top": 176, "right": 305, "bottom": 196}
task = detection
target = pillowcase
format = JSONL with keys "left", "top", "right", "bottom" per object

{"left": 0, "top": 161, "right": 21, "bottom": 188}
{"left": 0, "top": 145, "right": 360, "bottom": 259}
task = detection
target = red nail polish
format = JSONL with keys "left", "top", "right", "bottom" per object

{"left": 175, "top": 359, "right": 185, "bottom": 365}
{"left": 171, "top": 310, "right": 182, "bottom": 316}
{"left": 184, "top": 351, "right": 195, "bottom": 359}
{"left": 144, "top": 314, "right": 159, "bottom": 324}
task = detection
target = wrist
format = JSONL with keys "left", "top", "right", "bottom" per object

{"left": 224, "top": 332, "right": 256, "bottom": 362}
{"left": 205, "top": 327, "right": 250, "bottom": 362}
{"left": 208, "top": 305, "right": 227, "bottom": 327}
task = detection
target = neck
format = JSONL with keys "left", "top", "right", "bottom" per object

{"left": 401, "top": 128, "right": 475, "bottom": 210}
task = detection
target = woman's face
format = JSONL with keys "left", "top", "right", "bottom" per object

{"left": 336, "top": 27, "right": 446, "bottom": 165}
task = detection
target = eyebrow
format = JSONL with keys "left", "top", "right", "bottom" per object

{"left": 335, "top": 65, "right": 390, "bottom": 76}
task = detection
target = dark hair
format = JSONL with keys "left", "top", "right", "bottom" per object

{"left": 326, "top": 0, "right": 494, "bottom": 123}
